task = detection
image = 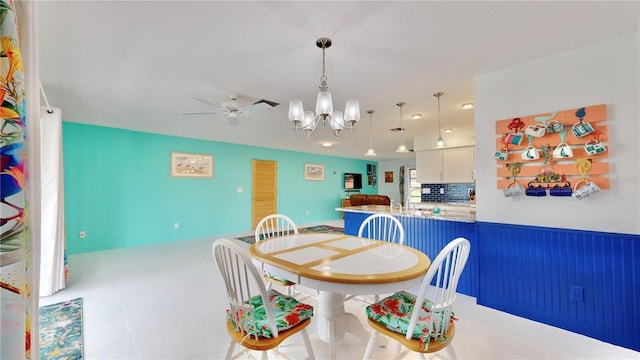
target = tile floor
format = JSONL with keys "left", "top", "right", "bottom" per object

{"left": 40, "top": 220, "right": 640, "bottom": 359}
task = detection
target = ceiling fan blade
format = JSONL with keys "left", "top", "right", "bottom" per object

{"left": 181, "top": 111, "right": 224, "bottom": 115}
{"left": 240, "top": 99, "right": 280, "bottom": 113}
{"left": 190, "top": 97, "right": 218, "bottom": 107}
{"left": 254, "top": 99, "right": 279, "bottom": 107}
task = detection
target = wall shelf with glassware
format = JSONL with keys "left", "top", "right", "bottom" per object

{"left": 495, "top": 104, "right": 609, "bottom": 196}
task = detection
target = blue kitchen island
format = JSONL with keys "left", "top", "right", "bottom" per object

{"left": 336, "top": 204, "right": 478, "bottom": 297}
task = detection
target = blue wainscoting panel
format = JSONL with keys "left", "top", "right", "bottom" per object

{"left": 477, "top": 222, "right": 639, "bottom": 352}
{"left": 400, "top": 217, "right": 477, "bottom": 297}
{"left": 344, "top": 211, "right": 369, "bottom": 236}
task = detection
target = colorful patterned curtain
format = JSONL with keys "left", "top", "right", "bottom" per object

{"left": 1, "top": 0, "right": 32, "bottom": 358}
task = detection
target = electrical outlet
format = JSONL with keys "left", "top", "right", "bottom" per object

{"left": 174, "top": 223, "right": 179, "bottom": 230}
{"left": 79, "top": 231, "right": 86, "bottom": 238}
{"left": 439, "top": 188, "right": 445, "bottom": 194}
{"left": 570, "top": 286, "right": 584, "bottom": 302}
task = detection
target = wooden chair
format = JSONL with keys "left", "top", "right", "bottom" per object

{"left": 213, "top": 239, "right": 315, "bottom": 360}
{"left": 362, "top": 237, "right": 471, "bottom": 360}
{"left": 254, "top": 214, "right": 299, "bottom": 296}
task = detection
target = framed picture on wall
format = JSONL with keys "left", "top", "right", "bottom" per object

{"left": 304, "top": 163, "right": 325, "bottom": 181}
{"left": 170, "top": 152, "right": 213, "bottom": 178}
{"left": 385, "top": 171, "right": 394, "bottom": 183}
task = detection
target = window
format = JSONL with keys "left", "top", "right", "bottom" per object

{"left": 409, "top": 168, "right": 421, "bottom": 203}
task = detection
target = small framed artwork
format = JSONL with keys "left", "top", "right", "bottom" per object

{"left": 171, "top": 152, "right": 213, "bottom": 178}
{"left": 304, "top": 163, "right": 325, "bottom": 181}
{"left": 372, "top": 165, "right": 377, "bottom": 186}
{"left": 385, "top": 171, "right": 394, "bottom": 183}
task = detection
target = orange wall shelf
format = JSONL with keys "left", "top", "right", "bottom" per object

{"left": 495, "top": 104, "right": 609, "bottom": 190}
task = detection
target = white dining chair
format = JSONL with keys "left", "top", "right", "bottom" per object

{"left": 362, "top": 237, "right": 471, "bottom": 360}
{"left": 358, "top": 213, "right": 405, "bottom": 245}
{"left": 255, "top": 213, "right": 299, "bottom": 242}
{"left": 213, "top": 238, "right": 315, "bottom": 360}
{"left": 254, "top": 214, "right": 299, "bottom": 296}
{"left": 348, "top": 213, "right": 406, "bottom": 305}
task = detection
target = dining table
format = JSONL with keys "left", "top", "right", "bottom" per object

{"left": 249, "top": 232, "right": 431, "bottom": 359}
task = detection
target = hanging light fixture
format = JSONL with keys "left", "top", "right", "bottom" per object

{"left": 364, "top": 110, "right": 377, "bottom": 156}
{"left": 288, "top": 38, "right": 360, "bottom": 139}
{"left": 434, "top": 92, "right": 446, "bottom": 148}
{"left": 395, "top": 102, "right": 409, "bottom": 153}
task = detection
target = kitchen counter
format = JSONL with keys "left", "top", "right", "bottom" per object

{"left": 335, "top": 203, "right": 476, "bottom": 223}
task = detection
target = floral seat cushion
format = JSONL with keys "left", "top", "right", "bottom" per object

{"left": 366, "top": 291, "right": 453, "bottom": 341}
{"left": 227, "top": 288, "right": 313, "bottom": 338}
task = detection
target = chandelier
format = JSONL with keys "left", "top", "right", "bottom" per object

{"left": 288, "top": 37, "right": 360, "bottom": 139}
{"left": 395, "top": 102, "right": 410, "bottom": 153}
{"left": 434, "top": 92, "right": 446, "bottom": 148}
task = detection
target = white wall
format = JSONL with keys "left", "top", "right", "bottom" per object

{"left": 475, "top": 31, "right": 639, "bottom": 234}
{"left": 377, "top": 158, "right": 416, "bottom": 204}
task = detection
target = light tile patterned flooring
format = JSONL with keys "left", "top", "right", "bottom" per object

{"left": 40, "top": 220, "right": 639, "bottom": 359}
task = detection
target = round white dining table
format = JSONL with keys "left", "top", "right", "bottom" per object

{"left": 249, "top": 232, "right": 430, "bottom": 359}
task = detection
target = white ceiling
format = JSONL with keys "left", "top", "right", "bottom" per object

{"left": 37, "top": 1, "right": 638, "bottom": 160}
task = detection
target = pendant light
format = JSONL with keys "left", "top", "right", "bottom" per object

{"left": 395, "top": 102, "right": 409, "bottom": 153}
{"left": 434, "top": 92, "right": 446, "bottom": 148}
{"left": 364, "top": 110, "right": 377, "bottom": 156}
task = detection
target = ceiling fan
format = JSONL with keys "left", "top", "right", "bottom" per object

{"left": 182, "top": 93, "right": 279, "bottom": 126}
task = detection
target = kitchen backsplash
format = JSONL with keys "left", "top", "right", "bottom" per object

{"left": 421, "top": 183, "right": 475, "bottom": 203}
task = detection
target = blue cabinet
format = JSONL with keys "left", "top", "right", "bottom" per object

{"left": 343, "top": 211, "right": 369, "bottom": 235}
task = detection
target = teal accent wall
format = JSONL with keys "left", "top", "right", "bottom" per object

{"left": 63, "top": 123, "right": 378, "bottom": 254}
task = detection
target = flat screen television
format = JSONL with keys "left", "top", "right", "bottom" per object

{"left": 344, "top": 173, "right": 362, "bottom": 190}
